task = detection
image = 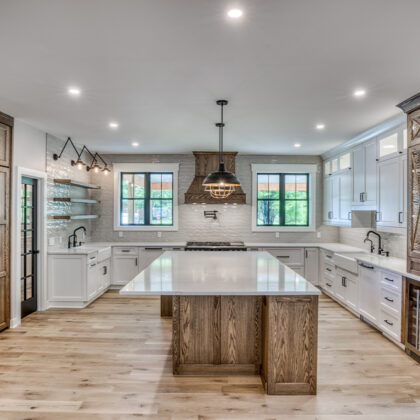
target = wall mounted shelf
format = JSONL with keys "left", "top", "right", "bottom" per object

{"left": 53, "top": 198, "right": 99, "bottom": 204}
{"left": 53, "top": 215, "right": 99, "bottom": 220}
{"left": 53, "top": 179, "right": 101, "bottom": 189}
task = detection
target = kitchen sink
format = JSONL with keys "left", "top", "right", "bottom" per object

{"left": 333, "top": 252, "right": 361, "bottom": 274}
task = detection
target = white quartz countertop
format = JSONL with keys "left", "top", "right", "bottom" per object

{"left": 120, "top": 251, "right": 321, "bottom": 296}
{"left": 245, "top": 242, "right": 366, "bottom": 253}
{"left": 47, "top": 245, "right": 112, "bottom": 255}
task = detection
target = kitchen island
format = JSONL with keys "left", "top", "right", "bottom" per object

{"left": 120, "top": 251, "right": 320, "bottom": 395}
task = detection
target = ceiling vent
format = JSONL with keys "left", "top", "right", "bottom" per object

{"left": 184, "top": 152, "right": 246, "bottom": 204}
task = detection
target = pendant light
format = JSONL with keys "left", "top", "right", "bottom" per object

{"left": 202, "top": 100, "right": 241, "bottom": 199}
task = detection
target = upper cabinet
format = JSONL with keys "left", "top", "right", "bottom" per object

{"left": 377, "top": 127, "right": 406, "bottom": 162}
{"left": 352, "top": 140, "right": 377, "bottom": 209}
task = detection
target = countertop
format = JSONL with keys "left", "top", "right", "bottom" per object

{"left": 120, "top": 251, "right": 321, "bottom": 296}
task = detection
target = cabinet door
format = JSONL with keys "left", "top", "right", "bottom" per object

{"left": 331, "top": 174, "right": 340, "bottom": 221}
{"left": 344, "top": 275, "right": 358, "bottom": 312}
{"left": 323, "top": 176, "right": 332, "bottom": 222}
{"left": 335, "top": 273, "right": 346, "bottom": 303}
{"left": 358, "top": 264, "right": 379, "bottom": 325}
{"left": 87, "top": 261, "right": 99, "bottom": 301}
{"left": 364, "top": 140, "right": 377, "bottom": 207}
{"left": 399, "top": 154, "right": 407, "bottom": 227}
{"left": 139, "top": 248, "right": 164, "bottom": 272}
{"left": 352, "top": 145, "right": 365, "bottom": 204}
{"left": 98, "top": 259, "right": 111, "bottom": 290}
{"left": 339, "top": 169, "right": 352, "bottom": 222}
{"left": 378, "top": 132, "right": 399, "bottom": 161}
{"left": 0, "top": 123, "right": 11, "bottom": 167}
{"left": 112, "top": 256, "right": 139, "bottom": 285}
{"left": 304, "top": 248, "right": 319, "bottom": 285}
{"left": 377, "top": 157, "right": 400, "bottom": 227}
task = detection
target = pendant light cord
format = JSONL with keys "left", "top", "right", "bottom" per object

{"left": 219, "top": 102, "right": 224, "bottom": 165}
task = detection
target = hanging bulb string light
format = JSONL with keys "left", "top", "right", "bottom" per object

{"left": 202, "top": 100, "right": 241, "bottom": 199}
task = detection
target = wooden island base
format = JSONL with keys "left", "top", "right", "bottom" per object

{"left": 162, "top": 295, "right": 318, "bottom": 395}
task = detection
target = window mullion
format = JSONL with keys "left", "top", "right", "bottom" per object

{"left": 145, "top": 173, "right": 150, "bottom": 225}
{"left": 280, "top": 174, "right": 285, "bottom": 226}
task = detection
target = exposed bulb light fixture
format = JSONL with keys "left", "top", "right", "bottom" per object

{"left": 75, "top": 158, "right": 85, "bottom": 170}
{"left": 68, "top": 87, "right": 81, "bottom": 97}
{"left": 316, "top": 123, "right": 325, "bottom": 130}
{"left": 353, "top": 89, "right": 366, "bottom": 98}
{"left": 102, "top": 166, "right": 111, "bottom": 175}
{"left": 202, "top": 100, "right": 241, "bottom": 199}
{"left": 227, "top": 9, "right": 243, "bottom": 18}
{"left": 109, "top": 121, "right": 119, "bottom": 129}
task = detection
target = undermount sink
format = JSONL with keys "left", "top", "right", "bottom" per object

{"left": 333, "top": 252, "right": 360, "bottom": 274}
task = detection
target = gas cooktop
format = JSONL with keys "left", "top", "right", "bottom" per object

{"left": 185, "top": 241, "right": 246, "bottom": 251}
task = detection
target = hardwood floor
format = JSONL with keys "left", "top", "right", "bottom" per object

{"left": 0, "top": 291, "right": 419, "bottom": 419}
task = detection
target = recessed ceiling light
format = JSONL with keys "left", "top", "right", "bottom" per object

{"left": 109, "top": 122, "right": 119, "bottom": 129}
{"left": 316, "top": 123, "right": 325, "bottom": 130}
{"left": 227, "top": 9, "right": 243, "bottom": 18}
{"left": 353, "top": 89, "right": 366, "bottom": 97}
{"left": 294, "top": 143, "right": 301, "bottom": 148}
{"left": 131, "top": 141, "right": 139, "bottom": 147}
{"left": 67, "top": 87, "right": 81, "bottom": 97}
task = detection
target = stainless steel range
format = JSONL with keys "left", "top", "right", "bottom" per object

{"left": 185, "top": 241, "right": 247, "bottom": 251}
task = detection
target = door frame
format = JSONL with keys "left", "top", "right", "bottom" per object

{"left": 10, "top": 167, "right": 47, "bottom": 328}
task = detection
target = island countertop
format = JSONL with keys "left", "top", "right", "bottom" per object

{"left": 120, "top": 250, "right": 321, "bottom": 296}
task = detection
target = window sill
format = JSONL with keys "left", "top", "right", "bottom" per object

{"left": 252, "top": 226, "right": 315, "bottom": 233}
{"left": 114, "top": 225, "right": 178, "bottom": 232}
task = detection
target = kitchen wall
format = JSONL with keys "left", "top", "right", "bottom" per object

{"left": 339, "top": 227, "right": 406, "bottom": 259}
{"left": 46, "top": 134, "right": 99, "bottom": 245}
{"left": 89, "top": 153, "right": 339, "bottom": 243}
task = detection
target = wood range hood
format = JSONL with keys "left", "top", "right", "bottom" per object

{"left": 184, "top": 152, "right": 246, "bottom": 204}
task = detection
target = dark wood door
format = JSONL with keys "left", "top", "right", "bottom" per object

{"left": 0, "top": 119, "right": 11, "bottom": 331}
{"left": 21, "top": 177, "right": 38, "bottom": 318}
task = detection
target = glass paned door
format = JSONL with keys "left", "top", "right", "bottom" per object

{"left": 21, "top": 177, "right": 38, "bottom": 318}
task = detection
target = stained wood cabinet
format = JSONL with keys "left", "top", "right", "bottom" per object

{"left": 0, "top": 113, "right": 12, "bottom": 331}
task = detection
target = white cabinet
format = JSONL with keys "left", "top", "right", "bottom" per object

{"left": 112, "top": 255, "right": 139, "bottom": 285}
{"left": 138, "top": 247, "right": 164, "bottom": 272}
{"left": 358, "top": 263, "right": 379, "bottom": 325}
{"left": 338, "top": 169, "right": 352, "bottom": 223}
{"left": 352, "top": 140, "right": 377, "bottom": 208}
{"left": 98, "top": 259, "right": 111, "bottom": 291}
{"left": 323, "top": 175, "right": 333, "bottom": 222}
{"left": 304, "top": 248, "right": 319, "bottom": 285}
{"left": 335, "top": 268, "right": 358, "bottom": 312}
{"left": 87, "top": 259, "right": 99, "bottom": 301}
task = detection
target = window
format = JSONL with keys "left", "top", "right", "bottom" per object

{"left": 252, "top": 164, "right": 316, "bottom": 232}
{"left": 114, "top": 163, "right": 179, "bottom": 231}
{"left": 331, "top": 158, "right": 338, "bottom": 173}
{"left": 257, "top": 173, "right": 309, "bottom": 226}
{"left": 120, "top": 172, "right": 173, "bottom": 226}
{"left": 379, "top": 133, "right": 398, "bottom": 158}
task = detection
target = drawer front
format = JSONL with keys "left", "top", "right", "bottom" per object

{"left": 113, "top": 247, "right": 139, "bottom": 256}
{"left": 323, "top": 276, "right": 335, "bottom": 293}
{"left": 380, "top": 270, "right": 401, "bottom": 292}
{"left": 379, "top": 308, "right": 401, "bottom": 341}
{"left": 323, "top": 265, "right": 335, "bottom": 279}
{"left": 379, "top": 287, "right": 401, "bottom": 315}
{"left": 87, "top": 253, "right": 97, "bottom": 264}
{"left": 321, "top": 249, "right": 334, "bottom": 264}
{"left": 336, "top": 267, "right": 357, "bottom": 282}
{"left": 267, "top": 248, "right": 304, "bottom": 266}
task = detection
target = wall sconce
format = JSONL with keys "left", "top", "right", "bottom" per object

{"left": 53, "top": 137, "right": 111, "bottom": 175}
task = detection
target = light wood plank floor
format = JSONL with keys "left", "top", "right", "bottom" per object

{"left": 0, "top": 291, "right": 419, "bottom": 419}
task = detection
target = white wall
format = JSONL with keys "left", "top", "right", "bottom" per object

{"left": 13, "top": 120, "right": 46, "bottom": 172}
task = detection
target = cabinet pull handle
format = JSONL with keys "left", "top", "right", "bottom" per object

{"left": 326, "top": 282, "right": 332, "bottom": 287}
{"left": 145, "top": 247, "right": 163, "bottom": 250}
{"left": 384, "top": 277, "right": 394, "bottom": 282}
{"left": 326, "top": 254, "right": 332, "bottom": 259}
{"left": 277, "top": 256, "right": 290, "bottom": 259}
{"left": 90, "top": 263, "right": 96, "bottom": 267}
{"left": 326, "top": 268, "right": 332, "bottom": 272}
{"left": 398, "top": 212, "right": 404, "bottom": 224}
{"left": 360, "top": 192, "right": 363, "bottom": 202}
{"left": 305, "top": 250, "right": 308, "bottom": 258}
{"left": 384, "top": 296, "right": 394, "bottom": 303}
{"left": 89, "top": 256, "right": 96, "bottom": 260}
{"left": 103, "top": 266, "right": 107, "bottom": 275}
{"left": 360, "top": 263, "right": 374, "bottom": 269}
{"left": 384, "top": 319, "right": 393, "bottom": 326}
{"left": 348, "top": 211, "right": 352, "bottom": 220}
{"left": 121, "top": 249, "right": 130, "bottom": 253}
{"left": 135, "top": 257, "right": 138, "bottom": 266}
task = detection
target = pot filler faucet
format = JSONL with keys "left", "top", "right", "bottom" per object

{"left": 68, "top": 226, "right": 87, "bottom": 249}
{"left": 364, "top": 230, "right": 389, "bottom": 256}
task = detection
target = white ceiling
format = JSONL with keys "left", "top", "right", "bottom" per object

{"left": 0, "top": 0, "right": 418, "bottom": 155}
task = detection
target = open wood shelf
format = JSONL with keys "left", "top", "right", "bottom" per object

{"left": 52, "top": 198, "right": 99, "bottom": 204}
{"left": 52, "top": 215, "right": 99, "bottom": 220}
{"left": 53, "top": 179, "right": 100, "bottom": 189}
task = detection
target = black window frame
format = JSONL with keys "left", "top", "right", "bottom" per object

{"left": 120, "top": 171, "right": 174, "bottom": 226}
{"left": 256, "top": 172, "right": 310, "bottom": 227}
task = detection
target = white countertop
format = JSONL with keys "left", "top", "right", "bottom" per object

{"left": 47, "top": 245, "right": 112, "bottom": 255}
{"left": 120, "top": 251, "right": 321, "bottom": 296}
{"left": 245, "top": 242, "right": 366, "bottom": 253}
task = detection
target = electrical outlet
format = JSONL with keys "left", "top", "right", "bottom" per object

{"left": 58, "top": 236, "right": 62, "bottom": 244}
{"left": 48, "top": 237, "right": 55, "bottom": 246}
{"left": 316, "top": 231, "right": 321, "bottom": 239}
{"left": 119, "top": 231, "right": 124, "bottom": 238}
{"left": 157, "top": 232, "right": 162, "bottom": 238}
{"left": 275, "top": 232, "right": 280, "bottom": 238}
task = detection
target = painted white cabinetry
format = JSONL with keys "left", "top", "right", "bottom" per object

{"left": 323, "top": 175, "right": 333, "bottom": 222}
{"left": 338, "top": 169, "right": 352, "bottom": 224}
{"left": 358, "top": 262, "right": 380, "bottom": 325}
{"left": 138, "top": 247, "right": 164, "bottom": 272}
{"left": 304, "top": 248, "right": 319, "bottom": 285}
{"left": 352, "top": 140, "right": 377, "bottom": 208}
{"left": 87, "top": 258, "right": 99, "bottom": 301}
{"left": 98, "top": 259, "right": 111, "bottom": 290}
{"left": 112, "top": 247, "right": 140, "bottom": 286}
{"left": 335, "top": 267, "right": 358, "bottom": 313}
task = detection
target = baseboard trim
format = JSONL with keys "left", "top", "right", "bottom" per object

{"left": 10, "top": 317, "right": 21, "bottom": 329}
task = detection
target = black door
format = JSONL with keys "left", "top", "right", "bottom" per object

{"left": 21, "top": 177, "right": 38, "bottom": 318}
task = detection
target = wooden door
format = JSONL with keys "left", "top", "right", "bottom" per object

{"left": 0, "top": 123, "right": 11, "bottom": 167}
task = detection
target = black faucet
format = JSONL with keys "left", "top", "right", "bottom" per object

{"left": 364, "top": 237, "right": 375, "bottom": 253}
{"left": 67, "top": 233, "right": 76, "bottom": 249}
{"left": 72, "top": 226, "right": 87, "bottom": 248}
{"left": 365, "top": 230, "right": 388, "bottom": 256}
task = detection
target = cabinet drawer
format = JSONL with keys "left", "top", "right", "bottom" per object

{"left": 113, "top": 247, "right": 139, "bottom": 256}
{"left": 323, "top": 264, "right": 335, "bottom": 279}
{"left": 379, "top": 308, "right": 401, "bottom": 341}
{"left": 379, "top": 287, "right": 401, "bottom": 315}
{"left": 321, "top": 249, "right": 334, "bottom": 264}
{"left": 87, "top": 253, "right": 97, "bottom": 264}
{"left": 323, "top": 276, "right": 335, "bottom": 292}
{"left": 380, "top": 270, "right": 401, "bottom": 292}
{"left": 267, "top": 248, "right": 304, "bottom": 266}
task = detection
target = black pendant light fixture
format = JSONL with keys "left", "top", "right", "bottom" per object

{"left": 202, "top": 100, "right": 241, "bottom": 199}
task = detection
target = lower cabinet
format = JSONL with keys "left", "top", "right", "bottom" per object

{"left": 304, "top": 248, "right": 319, "bottom": 285}
{"left": 358, "top": 263, "right": 380, "bottom": 325}
{"left": 335, "top": 268, "right": 358, "bottom": 312}
{"left": 112, "top": 247, "right": 140, "bottom": 286}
